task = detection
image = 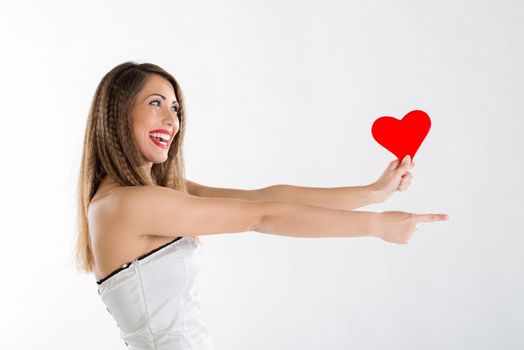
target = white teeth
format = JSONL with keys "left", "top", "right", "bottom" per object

{"left": 149, "top": 132, "right": 170, "bottom": 142}
{"left": 151, "top": 137, "right": 168, "bottom": 146}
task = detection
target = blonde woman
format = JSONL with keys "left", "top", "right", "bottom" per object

{"left": 75, "top": 61, "right": 449, "bottom": 349}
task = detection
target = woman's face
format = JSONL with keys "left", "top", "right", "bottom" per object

{"left": 131, "top": 74, "right": 180, "bottom": 167}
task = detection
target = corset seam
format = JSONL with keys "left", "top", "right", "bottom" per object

{"left": 136, "top": 260, "right": 158, "bottom": 349}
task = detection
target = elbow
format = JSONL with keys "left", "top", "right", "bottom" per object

{"left": 249, "top": 201, "right": 267, "bottom": 233}
{"left": 250, "top": 218, "right": 261, "bottom": 233}
{"left": 251, "top": 214, "right": 264, "bottom": 233}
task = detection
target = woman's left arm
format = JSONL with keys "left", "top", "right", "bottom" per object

{"left": 187, "top": 155, "right": 414, "bottom": 210}
{"left": 257, "top": 155, "right": 415, "bottom": 210}
{"left": 256, "top": 184, "right": 382, "bottom": 211}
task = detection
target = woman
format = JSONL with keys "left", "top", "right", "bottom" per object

{"left": 75, "top": 61, "right": 449, "bottom": 349}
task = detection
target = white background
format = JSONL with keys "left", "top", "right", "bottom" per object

{"left": 1, "top": 0, "right": 523, "bottom": 349}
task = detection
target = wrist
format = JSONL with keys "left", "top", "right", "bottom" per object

{"left": 367, "top": 212, "right": 382, "bottom": 238}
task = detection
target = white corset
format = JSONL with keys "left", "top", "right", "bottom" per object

{"left": 96, "top": 236, "right": 215, "bottom": 350}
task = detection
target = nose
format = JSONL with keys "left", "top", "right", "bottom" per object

{"left": 162, "top": 109, "right": 179, "bottom": 128}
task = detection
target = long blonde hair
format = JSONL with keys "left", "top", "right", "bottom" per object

{"left": 75, "top": 61, "right": 198, "bottom": 274}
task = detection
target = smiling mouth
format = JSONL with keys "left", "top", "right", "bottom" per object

{"left": 150, "top": 135, "right": 167, "bottom": 144}
{"left": 149, "top": 135, "right": 169, "bottom": 149}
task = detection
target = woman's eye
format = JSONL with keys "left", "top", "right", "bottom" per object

{"left": 150, "top": 100, "right": 179, "bottom": 113}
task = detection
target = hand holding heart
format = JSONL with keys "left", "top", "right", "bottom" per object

{"left": 367, "top": 109, "right": 449, "bottom": 245}
{"left": 370, "top": 154, "right": 415, "bottom": 203}
{"left": 370, "top": 110, "right": 429, "bottom": 202}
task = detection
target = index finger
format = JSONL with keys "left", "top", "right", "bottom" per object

{"left": 415, "top": 213, "right": 450, "bottom": 222}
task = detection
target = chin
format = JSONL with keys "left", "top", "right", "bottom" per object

{"left": 151, "top": 156, "right": 168, "bottom": 164}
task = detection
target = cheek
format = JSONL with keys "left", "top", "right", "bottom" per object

{"left": 133, "top": 107, "right": 155, "bottom": 126}
{"left": 132, "top": 110, "right": 155, "bottom": 138}
{"left": 132, "top": 123, "right": 150, "bottom": 147}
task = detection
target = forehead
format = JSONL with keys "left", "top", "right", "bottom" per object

{"left": 140, "top": 74, "right": 177, "bottom": 101}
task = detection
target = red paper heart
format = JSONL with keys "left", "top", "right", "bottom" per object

{"left": 371, "top": 110, "right": 431, "bottom": 160}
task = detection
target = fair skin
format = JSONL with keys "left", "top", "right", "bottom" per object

{"left": 133, "top": 74, "right": 181, "bottom": 179}
{"left": 90, "top": 73, "right": 448, "bottom": 281}
{"left": 90, "top": 75, "right": 182, "bottom": 280}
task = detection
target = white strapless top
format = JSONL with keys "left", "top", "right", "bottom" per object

{"left": 96, "top": 236, "right": 215, "bottom": 350}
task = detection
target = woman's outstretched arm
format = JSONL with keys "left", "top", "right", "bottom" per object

{"left": 186, "top": 155, "right": 415, "bottom": 211}
{"left": 256, "top": 156, "right": 416, "bottom": 210}
{"left": 187, "top": 180, "right": 380, "bottom": 210}
{"left": 257, "top": 184, "right": 382, "bottom": 211}
{"left": 117, "top": 185, "right": 447, "bottom": 244}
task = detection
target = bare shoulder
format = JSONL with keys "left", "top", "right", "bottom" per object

{"left": 89, "top": 185, "right": 185, "bottom": 237}
{"left": 88, "top": 187, "right": 175, "bottom": 281}
{"left": 89, "top": 186, "right": 175, "bottom": 227}
{"left": 88, "top": 187, "right": 137, "bottom": 242}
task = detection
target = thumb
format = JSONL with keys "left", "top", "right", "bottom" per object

{"left": 397, "top": 155, "right": 411, "bottom": 170}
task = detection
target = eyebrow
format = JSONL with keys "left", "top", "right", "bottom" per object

{"left": 148, "top": 93, "right": 179, "bottom": 104}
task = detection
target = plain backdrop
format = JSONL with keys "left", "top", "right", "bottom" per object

{"left": 1, "top": 0, "right": 523, "bottom": 349}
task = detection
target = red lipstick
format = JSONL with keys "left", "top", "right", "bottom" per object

{"left": 148, "top": 129, "right": 173, "bottom": 137}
